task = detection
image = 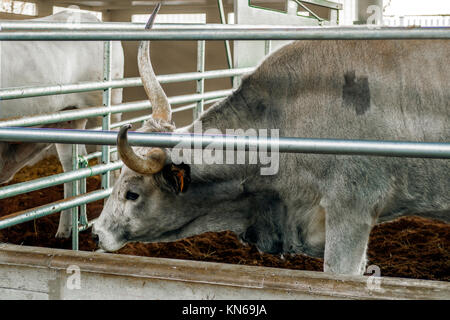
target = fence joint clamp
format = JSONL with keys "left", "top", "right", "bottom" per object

{"left": 77, "top": 155, "right": 89, "bottom": 169}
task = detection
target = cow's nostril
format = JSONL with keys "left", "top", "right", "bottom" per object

{"left": 92, "top": 233, "right": 99, "bottom": 245}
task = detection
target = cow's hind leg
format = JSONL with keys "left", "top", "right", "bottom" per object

{"left": 321, "top": 194, "right": 378, "bottom": 275}
{"left": 55, "top": 119, "right": 88, "bottom": 238}
{"left": 323, "top": 210, "right": 373, "bottom": 275}
{"left": 54, "top": 143, "right": 75, "bottom": 238}
{"left": 321, "top": 160, "right": 390, "bottom": 275}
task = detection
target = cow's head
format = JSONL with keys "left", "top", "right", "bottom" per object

{"left": 92, "top": 4, "right": 252, "bottom": 251}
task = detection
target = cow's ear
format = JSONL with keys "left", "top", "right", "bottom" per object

{"left": 158, "top": 163, "right": 191, "bottom": 194}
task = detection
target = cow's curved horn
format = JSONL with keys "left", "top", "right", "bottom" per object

{"left": 117, "top": 124, "right": 166, "bottom": 175}
{"left": 138, "top": 3, "right": 172, "bottom": 122}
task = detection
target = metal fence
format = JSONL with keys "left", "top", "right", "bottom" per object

{"left": 0, "top": 21, "right": 449, "bottom": 250}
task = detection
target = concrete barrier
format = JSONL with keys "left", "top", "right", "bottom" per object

{"left": 0, "top": 243, "right": 448, "bottom": 300}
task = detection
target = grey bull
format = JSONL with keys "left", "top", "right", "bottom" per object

{"left": 0, "top": 11, "right": 124, "bottom": 238}
{"left": 93, "top": 6, "right": 449, "bottom": 275}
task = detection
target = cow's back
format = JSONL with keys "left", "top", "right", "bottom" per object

{"left": 240, "top": 40, "right": 449, "bottom": 220}
{"left": 251, "top": 40, "right": 449, "bottom": 143}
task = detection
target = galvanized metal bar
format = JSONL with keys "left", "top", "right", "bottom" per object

{"left": 0, "top": 189, "right": 112, "bottom": 230}
{"left": 71, "top": 144, "right": 79, "bottom": 250}
{"left": 10, "top": 102, "right": 222, "bottom": 175}
{"left": 85, "top": 99, "right": 223, "bottom": 161}
{"left": 300, "top": 0, "right": 343, "bottom": 10}
{"left": 295, "top": 0, "right": 325, "bottom": 22}
{"left": 78, "top": 159, "right": 88, "bottom": 227}
{"left": 101, "top": 41, "right": 112, "bottom": 192}
{"left": 264, "top": 40, "right": 272, "bottom": 55}
{"left": 167, "top": 89, "right": 232, "bottom": 105}
{"left": 0, "top": 90, "right": 233, "bottom": 128}
{"left": 91, "top": 96, "right": 223, "bottom": 131}
{"left": 85, "top": 148, "right": 117, "bottom": 165}
{"left": 0, "top": 127, "right": 449, "bottom": 159}
{"left": 0, "top": 101, "right": 148, "bottom": 128}
{"left": 84, "top": 146, "right": 117, "bottom": 162}
{"left": 194, "top": 40, "right": 205, "bottom": 120}
{"left": 0, "top": 22, "right": 272, "bottom": 31}
{"left": 1, "top": 27, "right": 450, "bottom": 41}
{"left": 102, "top": 98, "right": 223, "bottom": 130}
{"left": 217, "top": 0, "right": 233, "bottom": 70}
{"left": 0, "top": 161, "right": 122, "bottom": 199}
{"left": 0, "top": 68, "right": 253, "bottom": 101}
{"left": 0, "top": 22, "right": 358, "bottom": 31}
{"left": 78, "top": 218, "right": 97, "bottom": 232}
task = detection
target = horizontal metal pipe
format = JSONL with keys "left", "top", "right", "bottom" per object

{"left": 0, "top": 189, "right": 111, "bottom": 230}
{"left": 1, "top": 27, "right": 450, "bottom": 41}
{"left": 0, "top": 161, "right": 122, "bottom": 199}
{"left": 84, "top": 148, "right": 117, "bottom": 162}
{"left": 168, "top": 89, "right": 231, "bottom": 105}
{"left": 0, "top": 127, "right": 448, "bottom": 159}
{"left": 0, "top": 68, "right": 252, "bottom": 100}
{"left": 79, "top": 218, "right": 97, "bottom": 232}
{"left": 92, "top": 97, "right": 223, "bottom": 131}
{"left": 0, "top": 90, "right": 232, "bottom": 128}
{"left": 0, "top": 22, "right": 207, "bottom": 31}
{"left": 84, "top": 98, "right": 222, "bottom": 160}
{"left": 0, "top": 22, "right": 306, "bottom": 31}
{"left": 0, "top": 97, "right": 223, "bottom": 198}
{"left": 0, "top": 100, "right": 147, "bottom": 128}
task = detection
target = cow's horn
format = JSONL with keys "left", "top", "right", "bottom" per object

{"left": 117, "top": 124, "right": 166, "bottom": 175}
{"left": 138, "top": 3, "right": 172, "bottom": 123}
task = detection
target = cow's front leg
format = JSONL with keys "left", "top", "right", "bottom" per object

{"left": 323, "top": 204, "right": 374, "bottom": 275}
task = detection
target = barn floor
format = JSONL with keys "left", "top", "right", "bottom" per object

{"left": 0, "top": 156, "right": 448, "bottom": 282}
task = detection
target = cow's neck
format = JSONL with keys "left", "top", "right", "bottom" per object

{"left": 190, "top": 77, "right": 271, "bottom": 133}
{"left": 168, "top": 80, "right": 290, "bottom": 252}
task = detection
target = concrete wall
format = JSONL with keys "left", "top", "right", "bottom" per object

{"left": 1, "top": 244, "right": 449, "bottom": 300}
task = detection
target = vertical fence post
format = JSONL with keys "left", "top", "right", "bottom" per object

{"left": 101, "top": 41, "right": 112, "bottom": 191}
{"left": 71, "top": 144, "right": 79, "bottom": 250}
{"left": 194, "top": 40, "right": 205, "bottom": 120}
{"left": 217, "top": 0, "right": 234, "bottom": 88}
{"left": 264, "top": 40, "right": 272, "bottom": 56}
{"left": 217, "top": 0, "right": 233, "bottom": 70}
{"left": 78, "top": 157, "right": 88, "bottom": 227}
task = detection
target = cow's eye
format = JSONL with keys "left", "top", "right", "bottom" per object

{"left": 125, "top": 191, "right": 140, "bottom": 201}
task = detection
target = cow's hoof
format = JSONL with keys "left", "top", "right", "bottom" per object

{"left": 55, "top": 228, "right": 72, "bottom": 239}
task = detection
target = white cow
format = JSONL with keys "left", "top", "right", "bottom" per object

{"left": 0, "top": 11, "right": 124, "bottom": 238}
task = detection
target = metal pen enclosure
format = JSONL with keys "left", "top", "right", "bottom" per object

{"left": 0, "top": 18, "right": 252, "bottom": 248}
{"left": 0, "top": 16, "right": 450, "bottom": 250}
